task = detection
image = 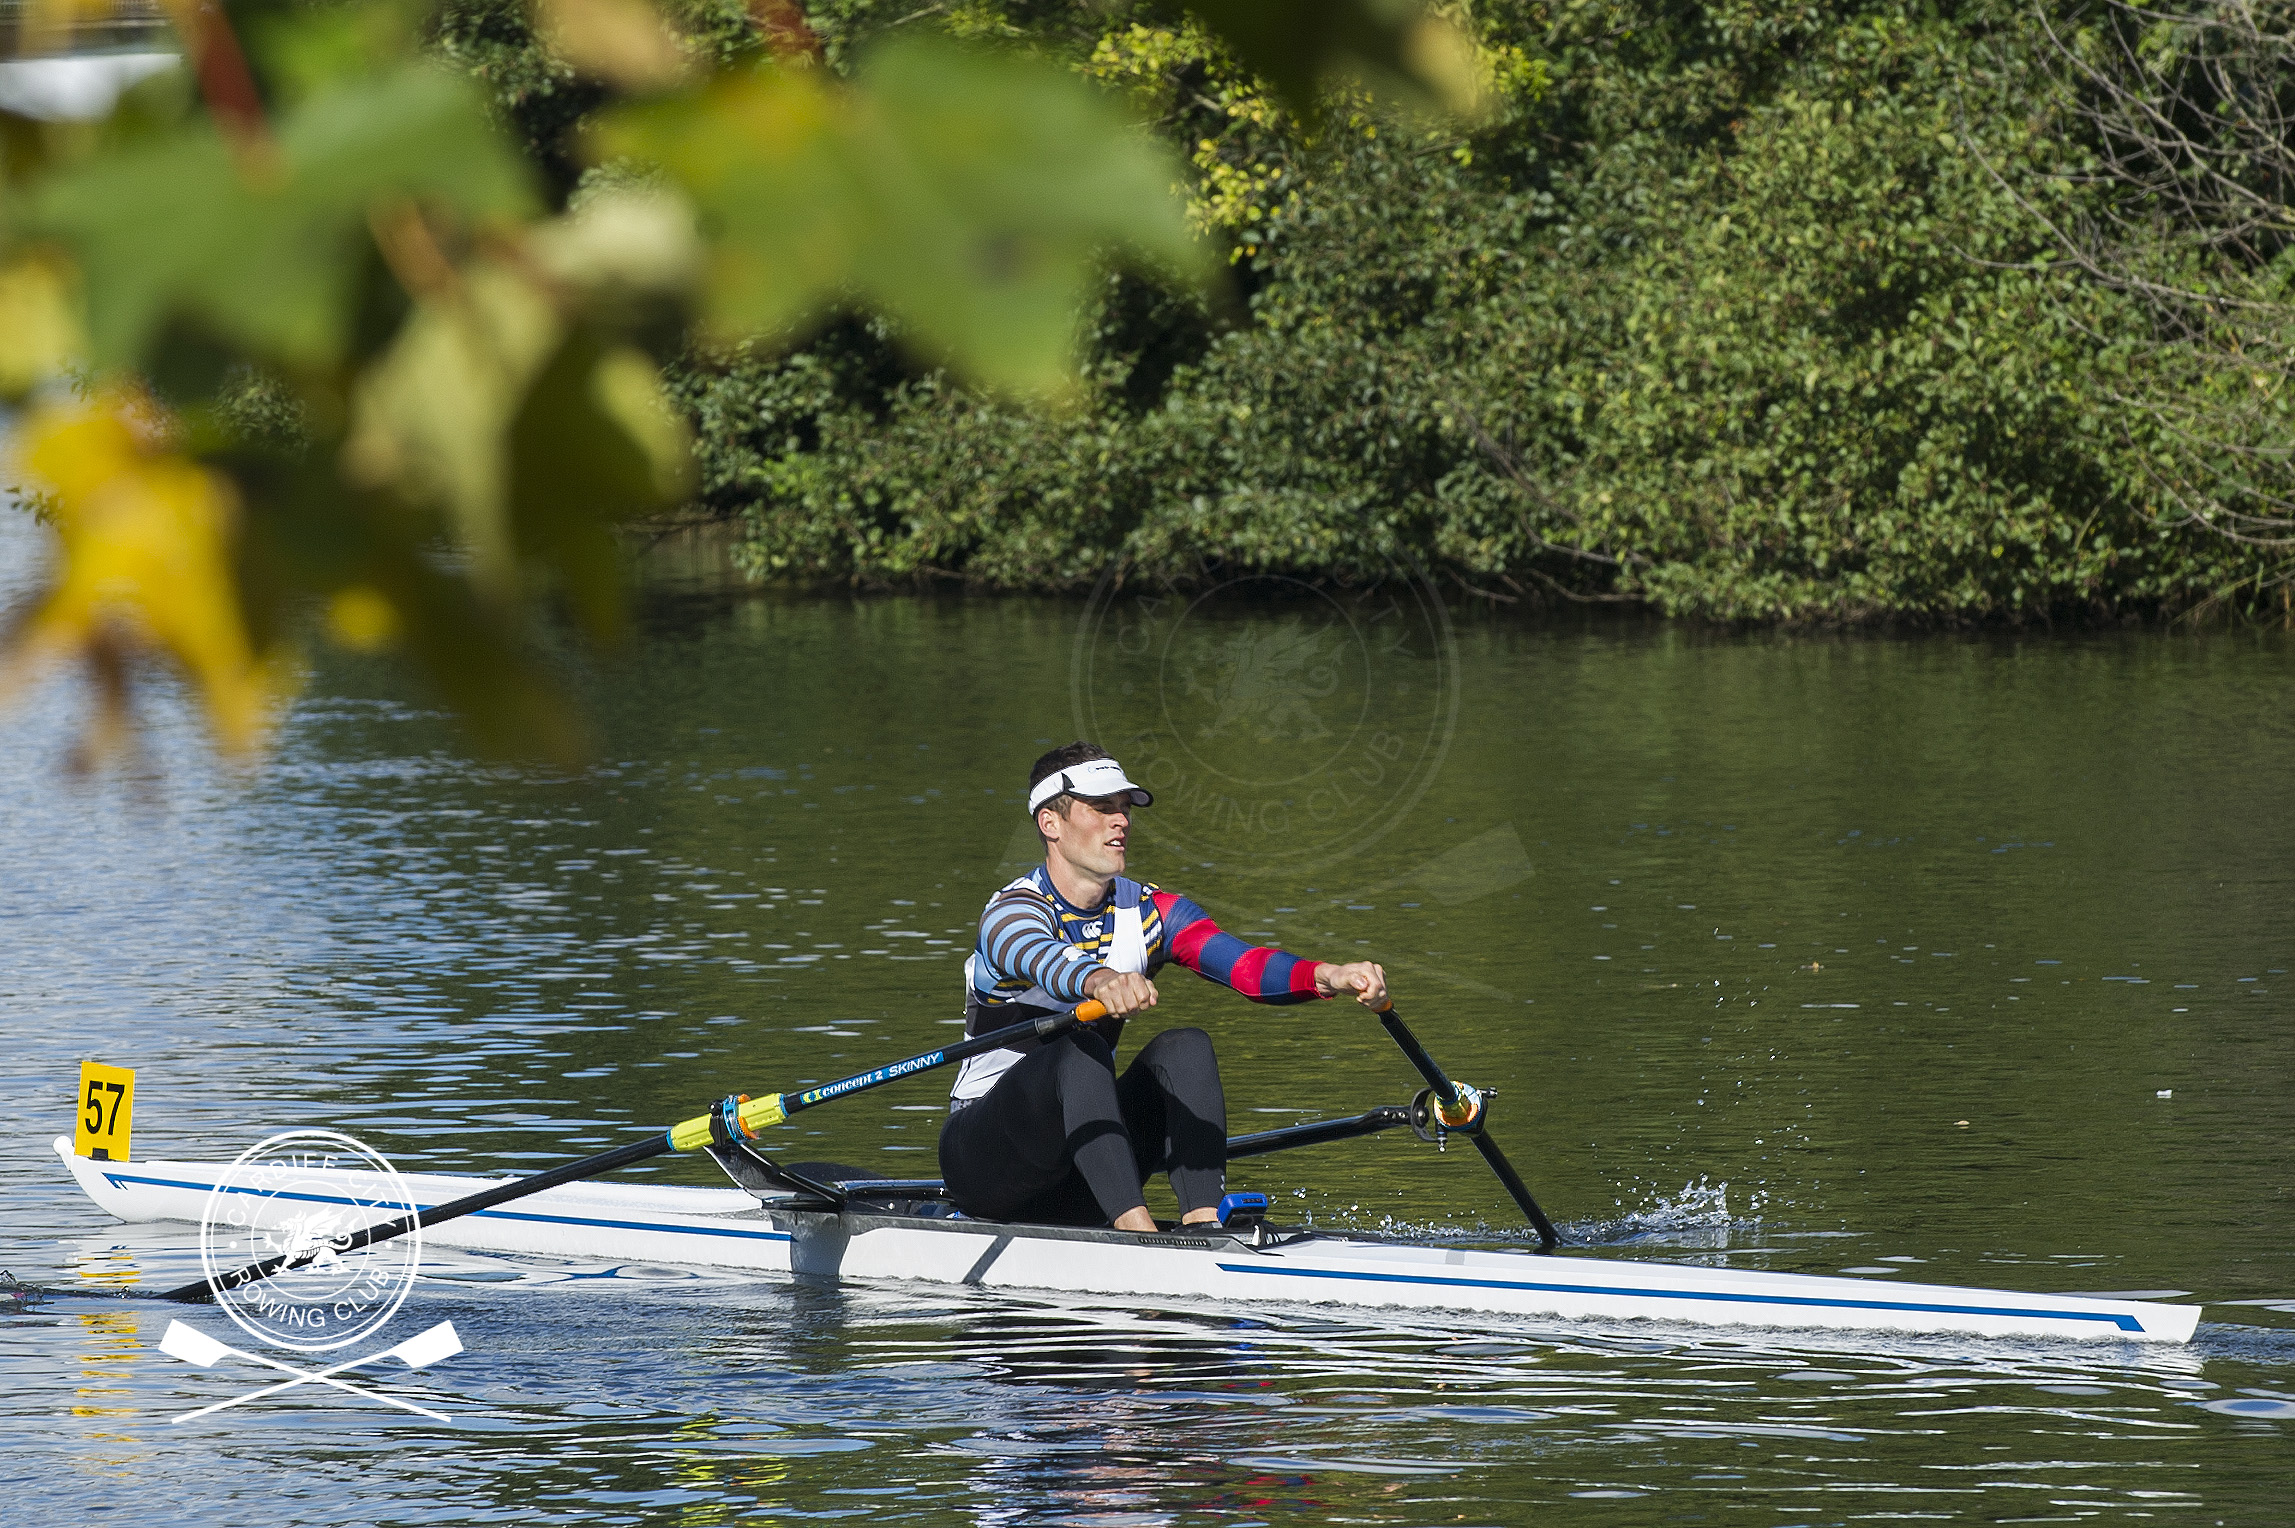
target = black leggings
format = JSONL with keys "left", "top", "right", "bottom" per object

{"left": 938, "top": 1027, "right": 1227, "bottom": 1227}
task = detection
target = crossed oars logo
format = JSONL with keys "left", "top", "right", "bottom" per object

{"left": 160, "top": 1316, "right": 462, "bottom": 1422}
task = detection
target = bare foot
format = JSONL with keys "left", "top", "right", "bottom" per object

{"left": 1112, "top": 1206, "right": 1156, "bottom": 1233}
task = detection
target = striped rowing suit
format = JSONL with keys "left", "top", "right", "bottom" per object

{"left": 949, "top": 865, "right": 1324, "bottom": 1105}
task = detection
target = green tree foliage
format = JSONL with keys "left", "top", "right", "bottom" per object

{"left": 1, "top": 0, "right": 1473, "bottom": 764}
{"left": 669, "top": 1, "right": 2277, "bottom": 619}
{"left": 2018, "top": 0, "right": 2295, "bottom": 569}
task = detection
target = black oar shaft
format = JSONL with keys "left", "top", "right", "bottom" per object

{"left": 1376, "top": 1004, "right": 1560, "bottom": 1249}
{"left": 1468, "top": 1132, "right": 1561, "bottom": 1248}
{"left": 164, "top": 1002, "right": 1103, "bottom": 1304}
{"left": 158, "top": 1133, "right": 670, "bottom": 1303}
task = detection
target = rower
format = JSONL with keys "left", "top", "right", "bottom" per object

{"left": 938, "top": 741, "right": 1390, "bottom": 1232}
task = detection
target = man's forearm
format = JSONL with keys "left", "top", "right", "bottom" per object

{"left": 1152, "top": 891, "right": 1323, "bottom": 1003}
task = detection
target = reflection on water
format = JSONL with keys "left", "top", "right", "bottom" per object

{"left": 1, "top": 505, "right": 2292, "bottom": 1522}
{"left": 6, "top": 1266, "right": 2284, "bottom": 1523}
{"left": 70, "top": 1309, "right": 141, "bottom": 1422}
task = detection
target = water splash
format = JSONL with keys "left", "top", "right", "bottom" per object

{"left": 1322, "top": 1177, "right": 1767, "bottom": 1249}
{"left": 1570, "top": 1177, "right": 1763, "bottom": 1248}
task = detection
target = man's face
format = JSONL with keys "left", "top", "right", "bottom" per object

{"left": 1042, "top": 793, "right": 1132, "bottom": 879}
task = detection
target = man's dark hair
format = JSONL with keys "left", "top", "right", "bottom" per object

{"left": 1029, "top": 740, "right": 1109, "bottom": 793}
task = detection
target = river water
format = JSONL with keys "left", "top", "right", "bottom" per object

{"left": 1, "top": 509, "right": 2291, "bottom": 1523}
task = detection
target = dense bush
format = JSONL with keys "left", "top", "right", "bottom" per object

{"left": 467, "top": 0, "right": 2286, "bottom": 620}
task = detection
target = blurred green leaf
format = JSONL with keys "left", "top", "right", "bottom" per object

{"left": 28, "top": 64, "right": 534, "bottom": 372}
{"left": 248, "top": 0, "right": 428, "bottom": 110}
{"left": 343, "top": 261, "right": 561, "bottom": 591}
{"left": 344, "top": 236, "right": 689, "bottom": 633}
{"left": 603, "top": 35, "right": 1208, "bottom": 397}
{"left": 1171, "top": 0, "right": 1481, "bottom": 120}
{"left": 229, "top": 449, "right": 598, "bottom": 765}
{"left": 511, "top": 331, "right": 693, "bottom": 641}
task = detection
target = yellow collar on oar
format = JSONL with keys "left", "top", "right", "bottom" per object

{"left": 668, "top": 1092, "right": 789, "bottom": 1153}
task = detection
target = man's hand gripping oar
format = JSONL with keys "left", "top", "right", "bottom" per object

{"left": 159, "top": 1000, "right": 1110, "bottom": 1304}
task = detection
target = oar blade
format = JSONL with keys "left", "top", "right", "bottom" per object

{"left": 388, "top": 1320, "right": 463, "bottom": 1370}
{"left": 159, "top": 1319, "right": 232, "bottom": 1368}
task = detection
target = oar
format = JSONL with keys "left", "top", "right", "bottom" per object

{"left": 159, "top": 1000, "right": 1108, "bottom": 1304}
{"left": 1374, "top": 1002, "right": 1561, "bottom": 1249}
{"left": 162, "top": 1318, "right": 462, "bottom": 1423}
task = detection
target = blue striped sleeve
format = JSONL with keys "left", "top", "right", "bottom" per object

{"left": 977, "top": 891, "right": 1101, "bottom": 1003}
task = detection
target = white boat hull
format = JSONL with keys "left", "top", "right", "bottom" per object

{"left": 53, "top": 1138, "right": 2200, "bottom": 1343}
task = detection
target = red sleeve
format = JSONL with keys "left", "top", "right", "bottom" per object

{"left": 1150, "top": 889, "right": 1324, "bottom": 1005}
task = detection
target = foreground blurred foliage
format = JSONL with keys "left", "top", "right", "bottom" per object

{"left": 658, "top": 0, "right": 2294, "bottom": 620}
{"left": 1, "top": 0, "right": 1473, "bottom": 763}
{"left": 11, "top": 1, "right": 2294, "bottom": 773}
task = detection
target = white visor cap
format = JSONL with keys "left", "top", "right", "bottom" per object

{"left": 1028, "top": 757, "right": 1153, "bottom": 815}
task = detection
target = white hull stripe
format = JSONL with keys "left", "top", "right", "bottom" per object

{"left": 1213, "top": 1261, "right": 2148, "bottom": 1332}
{"left": 96, "top": 1168, "right": 795, "bottom": 1246}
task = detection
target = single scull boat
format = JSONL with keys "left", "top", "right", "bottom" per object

{"left": 45, "top": 1003, "right": 2200, "bottom": 1344}
{"left": 52, "top": 1135, "right": 2199, "bottom": 1343}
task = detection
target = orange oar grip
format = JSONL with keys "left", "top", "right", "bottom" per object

{"left": 1072, "top": 999, "right": 1109, "bottom": 1023}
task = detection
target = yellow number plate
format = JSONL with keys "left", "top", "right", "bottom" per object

{"left": 74, "top": 1062, "right": 135, "bottom": 1162}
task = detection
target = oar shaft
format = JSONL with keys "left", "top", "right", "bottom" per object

{"left": 1374, "top": 1002, "right": 1560, "bottom": 1250}
{"left": 1378, "top": 1008, "right": 1462, "bottom": 1107}
{"left": 159, "top": 1132, "right": 672, "bottom": 1304}
{"left": 1469, "top": 1132, "right": 1560, "bottom": 1249}
{"left": 164, "top": 1002, "right": 1105, "bottom": 1304}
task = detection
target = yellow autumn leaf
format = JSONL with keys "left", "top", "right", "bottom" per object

{"left": 326, "top": 585, "right": 401, "bottom": 652}
{"left": 0, "top": 257, "right": 85, "bottom": 399}
{"left": 343, "top": 263, "right": 562, "bottom": 597}
{"left": 3, "top": 390, "right": 288, "bottom": 758}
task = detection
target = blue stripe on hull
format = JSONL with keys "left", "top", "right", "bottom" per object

{"left": 98, "top": 1170, "right": 793, "bottom": 1246}
{"left": 1216, "top": 1261, "right": 2146, "bottom": 1332}
{"left": 87, "top": 1166, "right": 2157, "bottom": 1334}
